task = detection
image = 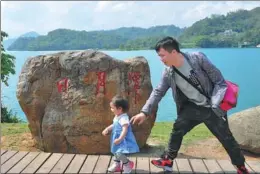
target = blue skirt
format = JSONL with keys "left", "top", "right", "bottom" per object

{"left": 110, "top": 129, "right": 140, "bottom": 154}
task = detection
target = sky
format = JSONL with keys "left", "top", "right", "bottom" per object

{"left": 1, "top": 1, "right": 260, "bottom": 38}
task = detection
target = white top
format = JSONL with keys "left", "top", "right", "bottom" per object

{"left": 114, "top": 113, "right": 130, "bottom": 126}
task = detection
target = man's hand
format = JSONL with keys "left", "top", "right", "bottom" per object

{"left": 114, "top": 138, "right": 122, "bottom": 145}
{"left": 130, "top": 112, "right": 147, "bottom": 125}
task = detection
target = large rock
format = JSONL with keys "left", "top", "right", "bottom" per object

{"left": 17, "top": 50, "right": 157, "bottom": 154}
{"left": 229, "top": 106, "right": 260, "bottom": 154}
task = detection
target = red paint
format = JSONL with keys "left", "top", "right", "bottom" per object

{"left": 96, "top": 72, "right": 106, "bottom": 95}
{"left": 57, "top": 78, "right": 69, "bottom": 93}
{"left": 128, "top": 72, "right": 141, "bottom": 104}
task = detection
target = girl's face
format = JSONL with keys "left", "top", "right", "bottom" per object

{"left": 110, "top": 102, "right": 123, "bottom": 116}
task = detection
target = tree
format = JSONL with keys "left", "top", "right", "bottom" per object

{"left": 1, "top": 31, "right": 20, "bottom": 123}
{"left": 1, "top": 31, "right": 15, "bottom": 86}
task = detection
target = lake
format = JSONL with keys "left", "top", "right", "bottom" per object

{"left": 2, "top": 48, "right": 260, "bottom": 122}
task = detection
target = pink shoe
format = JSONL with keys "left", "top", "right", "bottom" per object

{"left": 108, "top": 162, "right": 121, "bottom": 173}
{"left": 122, "top": 160, "right": 134, "bottom": 173}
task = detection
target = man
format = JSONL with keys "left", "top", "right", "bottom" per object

{"left": 130, "top": 36, "right": 249, "bottom": 174}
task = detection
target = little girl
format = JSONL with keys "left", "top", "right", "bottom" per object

{"left": 102, "top": 95, "right": 139, "bottom": 173}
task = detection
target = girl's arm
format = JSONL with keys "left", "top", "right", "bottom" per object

{"left": 106, "top": 124, "right": 113, "bottom": 132}
{"left": 102, "top": 124, "right": 113, "bottom": 136}
{"left": 114, "top": 124, "right": 128, "bottom": 144}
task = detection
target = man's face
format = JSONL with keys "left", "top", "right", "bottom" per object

{"left": 157, "top": 48, "right": 178, "bottom": 66}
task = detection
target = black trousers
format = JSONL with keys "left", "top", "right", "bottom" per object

{"left": 167, "top": 102, "right": 245, "bottom": 166}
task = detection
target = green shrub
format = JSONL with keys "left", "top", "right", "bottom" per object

{"left": 1, "top": 106, "right": 22, "bottom": 123}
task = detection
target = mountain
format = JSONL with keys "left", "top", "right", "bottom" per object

{"left": 3, "top": 38, "right": 17, "bottom": 50}
{"left": 179, "top": 7, "right": 260, "bottom": 48}
{"left": 97, "top": 25, "right": 183, "bottom": 40}
{"left": 7, "top": 25, "right": 183, "bottom": 51}
{"left": 20, "top": 31, "right": 40, "bottom": 38}
{"left": 7, "top": 7, "right": 260, "bottom": 50}
{"left": 3, "top": 31, "right": 40, "bottom": 50}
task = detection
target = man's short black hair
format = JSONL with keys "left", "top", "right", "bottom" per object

{"left": 155, "top": 36, "right": 180, "bottom": 53}
{"left": 111, "top": 95, "right": 129, "bottom": 112}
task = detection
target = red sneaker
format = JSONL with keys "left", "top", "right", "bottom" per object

{"left": 237, "top": 165, "right": 249, "bottom": 174}
{"left": 151, "top": 157, "right": 173, "bottom": 171}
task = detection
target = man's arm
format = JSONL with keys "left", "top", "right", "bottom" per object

{"left": 141, "top": 68, "right": 170, "bottom": 116}
{"left": 197, "top": 52, "right": 227, "bottom": 107}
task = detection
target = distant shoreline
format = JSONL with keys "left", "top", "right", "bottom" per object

{"left": 6, "top": 47, "right": 260, "bottom": 52}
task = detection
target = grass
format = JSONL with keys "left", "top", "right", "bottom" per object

{"left": 150, "top": 122, "right": 214, "bottom": 146}
{"left": 1, "top": 123, "right": 30, "bottom": 136}
{"left": 1, "top": 123, "right": 37, "bottom": 151}
{"left": 1, "top": 122, "right": 214, "bottom": 151}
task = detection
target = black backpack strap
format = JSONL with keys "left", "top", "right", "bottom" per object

{"left": 173, "top": 66, "right": 210, "bottom": 100}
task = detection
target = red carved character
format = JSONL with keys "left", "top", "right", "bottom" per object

{"left": 57, "top": 78, "right": 69, "bottom": 93}
{"left": 96, "top": 72, "right": 106, "bottom": 95}
{"left": 128, "top": 72, "right": 141, "bottom": 104}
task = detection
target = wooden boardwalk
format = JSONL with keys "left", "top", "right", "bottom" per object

{"left": 1, "top": 149, "right": 260, "bottom": 173}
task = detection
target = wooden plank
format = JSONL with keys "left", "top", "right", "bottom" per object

{"left": 1, "top": 151, "right": 18, "bottom": 165}
{"left": 129, "top": 156, "right": 136, "bottom": 174}
{"left": 21, "top": 152, "right": 51, "bottom": 173}
{"left": 7, "top": 152, "right": 40, "bottom": 174}
{"left": 173, "top": 160, "right": 179, "bottom": 173}
{"left": 1, "top": 149, "right": 7, "bottom": 155}
{"left": 175, "top": 158, "right": 192, "bottom": 173}
{"left": 79, "top": 155, "right": 98, "bottom": 174}
{"left": 136, "top": 157, "right": 150, "bottom": 173}
{"left": 65, "top": 154, "right": 86, "bottom": 173}
{"left": 217, "top": 160, "right": 236, "bottom": 173}
{"left": 245, "top": 162, "right": 255, "bottom": 174}
{"left": 93, "top": 155, "right": 111, "bottom": 174}
{"left": 246, "top": 161, "right": 260, "bottom": 173}
{"left": 149, "top": 157, "right": 164, "bottom": 173}
{"left": 189, "top": 159, "right": 208, "bottom": 173}
{"left": 50, "top": 154, "right": 75, "bottom": 174}
{"left": 1, "top": 151, "right": 28, "bottom": 173}
{"left": 203, "top": 159, "right": 223, "bottom": 173}
{"left": 36, "top": 153, "right": 63, "bottom": 173}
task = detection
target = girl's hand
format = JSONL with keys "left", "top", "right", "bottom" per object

{"left": 114, "top": 138, "right": 121, "bottom": 145}
{"left": 102, "top": 128, "right": 109, "bottom": 136}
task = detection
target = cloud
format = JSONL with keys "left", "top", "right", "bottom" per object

{"left": 181, "top": 1, "right": 260, "bottom": 26}
{"left": 94, "top": 1, "right": 134, "bottom": 13}
{"left": 1, "top": 1, "right": 260, "bottom": 38}
{"left": 1, "top": 1, "right": 94, "bottom": 37}
{"left": 112, "top": 3, "right": 127, "bottom": 12}
{"left": 94, "top": 1, "right": 115, "bottom": 12}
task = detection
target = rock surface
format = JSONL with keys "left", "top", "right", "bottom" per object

{"left": 229, "top": 106, "right": 260, "bottom": 154}
{"left": 17, "top": 50, "right": 157, "bottom": 154}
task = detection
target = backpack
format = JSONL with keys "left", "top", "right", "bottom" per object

{"left": 219, "top": 81, "right": 239, "bottom": 111}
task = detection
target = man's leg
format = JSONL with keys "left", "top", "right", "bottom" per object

{"left": 151, "top": 117, "right": 201, "bottom": 171}
{"left": 204, "top": 111, "right": 248, "bottom": 173}
{"left": 166, "top": 117, "right": 201, "bottom": 159}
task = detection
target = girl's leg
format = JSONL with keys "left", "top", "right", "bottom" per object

{"left": 115, "top": 153, "right": 134, "bottom": 173}
{"left": 108, "top": 154, "right": 121, "bottom": 172}
{"left": 115, "top": 153, "right": 129, "bottom": 164}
